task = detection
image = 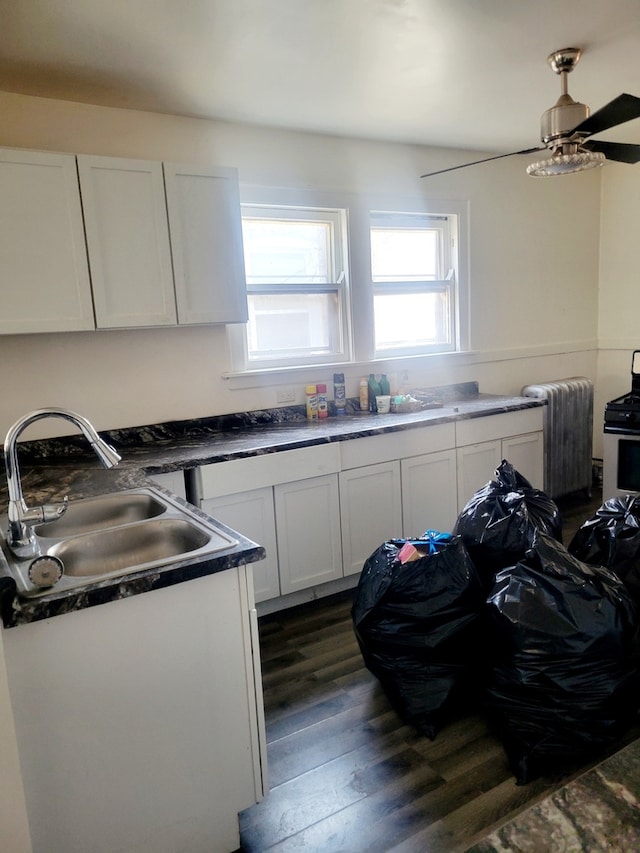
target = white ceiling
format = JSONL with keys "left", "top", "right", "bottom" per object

{"left": 1, "top": 0, "right": 640, "bottom": 154}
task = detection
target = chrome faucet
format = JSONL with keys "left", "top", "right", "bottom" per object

{"left": 3, "top": 408, "right": 121, "bottom": 558}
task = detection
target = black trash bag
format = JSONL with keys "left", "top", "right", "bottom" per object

{"left": 484, "top": 530, "right": 640, "bottom": 785}
{"left": 568, "top": 494, "right": 640, "bottom": 602}
{"left": 453, "top": 459, "right": 562, "bottom": 589}
{"left": 352, "top": 533, "right": 485, "bottom": 739}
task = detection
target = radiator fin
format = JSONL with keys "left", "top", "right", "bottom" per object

{"left": 521, "top": 377, "right": 593, "bottom": 499}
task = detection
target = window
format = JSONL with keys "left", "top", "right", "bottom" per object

{"left": 370, "top": 211, "right": 457, "bottom": 357}
{"left": 238, "top": 205, "right": 349, "bottom": 369}
{"left": 229, "top": 194, "right": 465, "bottom": 375}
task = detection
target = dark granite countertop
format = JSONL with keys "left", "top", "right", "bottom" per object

{"left": 0, "top": 383, "right": 544, "bottom": 627}
{"left": 0, "top": 384, "right": 545, "bottom": 505}
{"left": 467, "top": 736, "right": 640, "bottom": 852}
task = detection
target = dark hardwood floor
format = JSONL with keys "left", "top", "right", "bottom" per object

{"left": 239, "top": 486, "right": 640, "bottom": 852}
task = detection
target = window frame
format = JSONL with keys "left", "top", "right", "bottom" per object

{"left": 369, "top": 209, "right": 458, "bottom": 359}
{"left": 227, "top": 188, "right": 469, "bottom": 377}
{"left": 230, "top": 202, "right": 352, "bottom": 371}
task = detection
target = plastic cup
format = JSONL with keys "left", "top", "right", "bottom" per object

{"left": 376, "top": 395, "right": 391, "bottom": 414}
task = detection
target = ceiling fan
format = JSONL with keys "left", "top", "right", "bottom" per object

{"left": 421, "top": 47, "right": 640, "bottom": 178}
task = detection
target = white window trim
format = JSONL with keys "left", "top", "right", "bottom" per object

{"left": 369, "top": 209, "right": 458, "bottom": 358}
{"left": 229, "top": 198, "right": 352, "bottom": 371}
{"left": 227, "top": 187, "right": 470, "bottom": 377}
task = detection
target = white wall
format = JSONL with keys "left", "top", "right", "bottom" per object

{"left": 0, "top": 91, "right": 600, "bottom": 439}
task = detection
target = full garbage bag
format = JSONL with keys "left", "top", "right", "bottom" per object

{"left": 352, "top": 533, "right": 485, "bottom": 738}
{"left": 484, "top": 531, "right": 640, "bottom": 784}
{"left": 568, "top": 494, "right": 640, "bottom": 602}
{"left": 453, "top": 459, "right": 562, "bottom": 589}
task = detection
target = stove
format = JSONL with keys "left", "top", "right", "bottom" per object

{"left": 604, "top": 351, "right": 640, "bottom": 498}
{"left": 604, "top": 390, "right": 640, "bottom": 432}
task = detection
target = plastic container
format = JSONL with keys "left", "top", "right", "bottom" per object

{"left": 359, "top": 378, "right": 369, "bottom": 411}
{"left": 368, "top": 374, "right": 381, "bottom": 412}
{"left": 317, "top": 383, "right": 328, "bottom": 419}
{"left": 333, "top": 373, "right": 346, "bottom": 415}
{"left": 305, "top": 384, "right": 318, "bottom": 420}
{"left": 379, "top": 374, "right": 390, "bottom": 396}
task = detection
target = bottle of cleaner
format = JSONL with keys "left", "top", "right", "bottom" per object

{"left": 333, "top": 373, "right": 346, "bottom": 415}
{"left": 305, "top": 384, "right": 318, "bottom": 420}
{"left": 368, "top": 374, "right": 381, "bottom": 412}
{"left": 359, "top": 378, "right": 369, "bottom": 411}
{"left": 317, "top": 383, "right": 328, "bottom": 419}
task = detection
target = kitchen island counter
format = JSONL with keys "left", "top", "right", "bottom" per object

{"left": 467, "top": 735, "right": 640, "bottom": 852}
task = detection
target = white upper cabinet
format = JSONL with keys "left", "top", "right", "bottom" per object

{"left": 164, "top": 163, "right": 248, "bottom": 325}
{"left": 0, "top": 148, "right": 94, "bottom": 334}
{"left": 77, "top": 155, "right": 177, "bottom": 328}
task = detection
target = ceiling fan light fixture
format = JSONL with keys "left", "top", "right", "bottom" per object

{"left": 526, "top": 149, "right": 605, "bottom": 177}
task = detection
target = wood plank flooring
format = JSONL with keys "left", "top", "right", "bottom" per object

{"left": 239, "top": 487, "right": 640, "bottom": 852}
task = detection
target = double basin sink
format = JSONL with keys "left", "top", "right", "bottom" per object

{"left": 0, "top": 487, "right": 238, "bottom": 597}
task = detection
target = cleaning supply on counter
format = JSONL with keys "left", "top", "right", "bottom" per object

{"left": 333, "top": 373, "right": 346, "bottom": 415}
{"left": 379, "top": 374, "right": 390, "bottom": 397}
{"left": 359, "top": 378, "right": 369, "bottom": 411}
{"left": 317, "top": 383, "right": 328, "bottom": 419}
{"left": 305, "top": 384, "right": 318, "bottom": 420}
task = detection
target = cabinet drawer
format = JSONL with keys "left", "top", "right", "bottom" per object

{"left": 198, "top": 442, "right": 341, "bottom": 498}
{"left": 455, "top": 407, "right": 543, "bottom": 446}
{"left": 340, "top": 423, "right": 455, "bottom": 469}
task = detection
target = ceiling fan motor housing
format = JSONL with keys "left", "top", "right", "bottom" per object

{"left": 541, "top": 96, "right": 590, "bottom": 144}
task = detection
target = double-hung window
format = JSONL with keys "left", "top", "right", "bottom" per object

{"left": 237, "top": 204, "right": 350, "bottom": 369}
{"left": 370, "top": 210, "right": 458, "bottom": 357}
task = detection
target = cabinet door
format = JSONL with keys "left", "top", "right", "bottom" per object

{"left": 340, "top": 462, "right": 402, "bottom": 577}
{"left": 502, "top": 431, "right": 544, "bottom": 489}
{"left": 203, "top": 488, "right": 280, "bottom": 603}
{"left": 77, "top": 155, "right": 177, "bottom": 328}
{"left": 456, "top": 440, "right": 502, "bottom": 510}
{"left": 164, "top": 163, "right": 248, "bottom": 325}
{"left": 149, "top": 470, "right": 187, "bottom": 500}
{"left": 274, "top": 475, "right": 342, "bottom": 594}
{"left": 401, "top": 448, "right": 458, "bottom": 536}
{"left": 0, "top": 148, "right": 94, "bottom": 333}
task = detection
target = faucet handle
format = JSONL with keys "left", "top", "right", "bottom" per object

{"left": 39, "top": 498, "right": 69, "bottom": 524}
{"left": 18, "top": 497, "right": 68, "bottom": 526}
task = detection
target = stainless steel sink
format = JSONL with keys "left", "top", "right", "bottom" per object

{"left": 51, "top": 518, "right": 213, "bottom": 578}
{"left": 35, "top": 491, "right": 166, "bottom": 537}
{"left": 0, "top": 487, "right": 238, "bottom": 597}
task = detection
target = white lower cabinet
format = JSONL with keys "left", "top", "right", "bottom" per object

{"left": 401, "top": 448, "right": 458, "bottom": 536}
{"left": 455, "top": 408, "right": 544, "bottom": 510}
{"left": 502, "top": 430, "right": 544, "bottom": 484}
{"left": 203, "top": 487, "right": 280, "bottom": 603}
{"left": 274, "top": 474, "right": 343, "bottom": 593}
{"left": 193, "top": 410, "right": 543, "bottom": 609}
{"left": 456, "top": 439, "right": 503, "bottom": 508}
{"left": 149, "top": 470, "right": 187, "bottom": 499}
{"left": 3, "top": 566, "right": 266, "bottom": 853}
{"left": 339, "top": 461, "right": 402, "bottom": 576}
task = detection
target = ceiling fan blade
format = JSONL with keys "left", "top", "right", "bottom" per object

{"left": 584, "top": 139, "right": 640, "bottom": 164}
{"left": 420, "top": 147, "right": 544, "bottom": 179}
{"left": 571, "top": 93, "right": 640, "bottom": 137}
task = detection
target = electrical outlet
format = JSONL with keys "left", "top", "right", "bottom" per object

{"left": 276, "top": 387, "right": 296, "bottom": 404}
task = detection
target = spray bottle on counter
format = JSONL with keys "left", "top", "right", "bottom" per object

{"left": 333, "top": 373, "right": 346, "bottom": 415}
{"left": 317, "top": 383, "right": 328, "bottom": 419}
{"left": 305, "top": 384, "right": 318, "bottom": 420}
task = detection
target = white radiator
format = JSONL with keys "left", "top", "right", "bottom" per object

{"left": 522, "top": 377, "right": 593, "bottom": 499}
